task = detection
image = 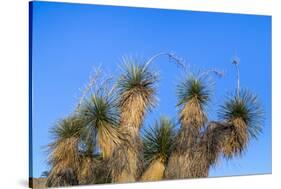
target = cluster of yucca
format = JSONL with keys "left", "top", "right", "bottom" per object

{"left": 46, "top": 54, "right": 263, "bottom": 187}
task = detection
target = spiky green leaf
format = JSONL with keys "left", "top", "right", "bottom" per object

{"left": 143, "top": 117, "right": 176, "bottom": 164}
{"left": 177, "top": 75, "right": 211, "bottom": 107}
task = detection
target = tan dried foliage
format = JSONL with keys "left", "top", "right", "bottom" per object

{"left": 119, "top": 87, "right": 155, "bottom": 130}
{"left": 165, "top": 148, "right": 209, "bottom": 179}
{"left": 98, "top": 125, "right": 121, "bottom": 159}
{"left": 109, "top": 127, "right": 143, "bottom": 183}
{"left": 180, "top": 98, "right": 207, "bottom": 129}
{"left": 47, "top": 137, "right": 80, "bottom": 186}
{"left": 165, "top": 96, "right": 209, "bottom": 179}
{"left": 140, "top": 157, "right": 165, "bottom": 181}
{"left": 221, "top": 118, "right": 248, "bottom": 157}
{"left": 77, "top": 156, "right": 95, "bottom": 185}
{"left": 109, "top": 81, "right": 155, "bottom": 182}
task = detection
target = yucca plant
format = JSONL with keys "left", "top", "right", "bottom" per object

{"left": 110, "top": 58, "right": 158, "bottom": 183}
{"left": 177, "top": 75, "right": 210, "bottom": 129}
{"left": 78, "top": 94, "right": 120, "bottom": 159}
{"left": 217, "top": 89, "right": 263, "bottom": 158}
{"left": 140, "top": 117, "right": 176, "bottom": 181}
{"left": 118, "top": 57, "right": 158, "bottom": 130}
{"left": 45, "top": 54, "right": 265, "bottom": 185}
{"left": 46, "top": 116, "right": 83, "bottom": 187}
{"left": 165, "top": 75, "right": 211, "bottom": 179}
{"left": 195, "top": 90, "right": 264, "bottom": 177}
{"left": 54, "top": 92, "right": 120, "bottom": 185}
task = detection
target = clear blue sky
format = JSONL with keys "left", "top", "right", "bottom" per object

{"left": 30, "top": 1, "right": 272, "bottom": 178}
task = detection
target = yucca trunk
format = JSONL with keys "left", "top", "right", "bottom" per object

{"left": 221, "top": 118, "right": 248, "bottom": 157}
{"left": 117, "top": 149, "right": 139, "bottom": 183}
{"left": 46, "top": 137, "right": 80, "bottom": 187}
{"left": 180, "top": 99, "right": 207, "bottom": 130}
{"left": 120, "top": 90, "right": 153, "bottom": 130}
{"left": 165, "top": 135, "right": 211, "bottom": 179}
{"left": 115, "top": 94, "right": 150, "bottom": 182}
{"left": 140, "top": 157, "right": 165, "bottom": 181}
{"left": 165, "top": 128, "right": 208, "bottom": 178}
{"left": 109, "top": 130, "right": 144, "bottom": 183}
{"left": 110, "top": 127, "right": 143, "bottom": 183}
{"left": 199, "top": 122, "right": 230, "bottom": 171}
{"left": 77, "top": 156, "right": 94, "bottom": 185}
{"left": 165, "top": 97, "right": 207, "bottom": 179}
{"left": 114, "top": 146, "right": 139, "bottom": 183}
{"left": 111, "top": 65, "right": 156, "bottom": 182}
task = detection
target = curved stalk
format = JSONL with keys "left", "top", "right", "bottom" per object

{"left": 143, "top": 52, "right": 186, "bottom": 71}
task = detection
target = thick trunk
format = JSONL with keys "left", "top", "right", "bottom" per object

{"left": 113, "top": 87, "right": 154, "bottom": 182}
{"left": 47, "top": 137, "right": 80, "bottom": 187}
{"left": 165, "top": 126, "right": 212, "bottom": 179}
{"left": 165, "top": 99, "right": 208, "bottom": 179}
{"left": 165, "top": 151, "right": 209, "bottom": 179}
{"left": 110, "top": 128, "right": 143, "bottom": 183}
{"left": 77, "top": 156, "right": 94, "bottom": 185}
{"left": 119, "top": 93, "right": 146, "bottom": 130}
